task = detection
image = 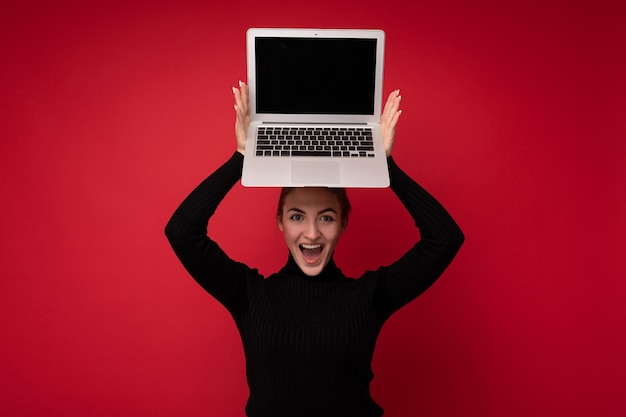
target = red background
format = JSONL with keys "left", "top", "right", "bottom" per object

{"left": 2, "top": 1, "right": 624, "bottom": 416}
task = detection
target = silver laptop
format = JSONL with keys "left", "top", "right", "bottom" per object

{"left": 241, "top": 28, "right": 390, "bottom": 188}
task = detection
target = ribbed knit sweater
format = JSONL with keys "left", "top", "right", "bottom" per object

{"left": 165, "top": 151, "right": 464, "bottom": 417}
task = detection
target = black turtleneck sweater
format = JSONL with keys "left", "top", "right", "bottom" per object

{"left": 165, "top": 151, "right": 464, "bottom": 417}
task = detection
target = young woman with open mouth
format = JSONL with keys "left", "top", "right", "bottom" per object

{"left": 165, "top": 81, "right": 464, "bottom": 417}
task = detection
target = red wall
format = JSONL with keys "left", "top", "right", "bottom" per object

{"left": 2, "top": 1, "right": 624, "bottom": 416}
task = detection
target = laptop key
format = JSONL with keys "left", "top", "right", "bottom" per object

{"left": 292, "top": 150, "right": 332, "bottom": 157}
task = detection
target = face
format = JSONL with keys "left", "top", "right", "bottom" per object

{"left": 277, "top": 188, "right": 346, "bottom": 276}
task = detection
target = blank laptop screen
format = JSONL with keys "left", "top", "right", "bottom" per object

{"left": 255, "top": 37, "right": 377, "bottom": 115}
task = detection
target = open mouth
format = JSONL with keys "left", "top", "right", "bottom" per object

{"left": 299, "top": 243, "right": 324, "bottom": 263}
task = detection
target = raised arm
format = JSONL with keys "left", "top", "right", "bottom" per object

{"left": 372, "top": 90, "right": 464, "bottom": 317}
{"left": 164, "top": 82, "right": 255, "bottom": 312}
{"left": 375, "top": 157, "right": 464, "bottom": 317}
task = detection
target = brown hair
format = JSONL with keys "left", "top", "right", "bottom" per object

{"left": 276, "top": 187, "right": 351, "bottom": 228}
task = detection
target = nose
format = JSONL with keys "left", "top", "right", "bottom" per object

{"left": 303, "top": 219, "right": 321, "bottom": 240}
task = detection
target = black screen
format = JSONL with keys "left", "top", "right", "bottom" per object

{"left": 255, "top": 37, "right": 377, "bottom": 115}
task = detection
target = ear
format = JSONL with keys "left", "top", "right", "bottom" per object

{"left": 277, "top": 216, "right": 284, "bottom": 232}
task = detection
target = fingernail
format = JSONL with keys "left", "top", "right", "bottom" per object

{"left": 239, "top": 80, "right": 243, "bottom": 87}
{"left": 232, "top": 86, "right": 237, "bottom": 94}
{"left": 396, "top": 89, "right": 400, "bottom": 96}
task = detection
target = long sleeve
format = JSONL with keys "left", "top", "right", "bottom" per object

{"left": 372, "top": 156, "right": 464, "bottom": 318}
{"left": 165, "top": 152, "right": 254, "bottom": 314}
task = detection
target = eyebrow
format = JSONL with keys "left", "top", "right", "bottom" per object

{"left": 287, "top": 207, "right": 338, "bottom": 215}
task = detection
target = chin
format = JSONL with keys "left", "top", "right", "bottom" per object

{"left": 301, "top": 265, "right": 324, "bottom": 277}
{"left": 293, "top": 253, "right": 327, "bottom": 277}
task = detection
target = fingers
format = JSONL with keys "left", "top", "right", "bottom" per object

{"left": 383, "top": 90, "right": 400, "bottom": 112}
{"left": 381, "top": 89, "right": 401, "bottom": 127}
{"left": 239, "top": 80, "right": 249, "bottom": 110}
{"left": 233, "top": 80, "right": 251, "bottom": 139}
{"left": 385, "top": 89, "right": 400, "bottom": 109}
{"left": 384, "top": 89, "right": 400, "bottom": 109}
{"left": 233, "top": 80, "right": 249, "bottom": 113}
{"left": 391, "top": 108, "right": 402, "bottom": 127}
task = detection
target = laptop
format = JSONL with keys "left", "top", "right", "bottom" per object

{"left": 241, "top": 28, "right": 390, "bottom": 188}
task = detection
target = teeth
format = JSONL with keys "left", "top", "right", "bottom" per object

{"left": 301, "top": 244, "right": 322, "bottom": 249}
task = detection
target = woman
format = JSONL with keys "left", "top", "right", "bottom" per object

{"left": 165, "top": 81, "right": 464, "bottom": 417}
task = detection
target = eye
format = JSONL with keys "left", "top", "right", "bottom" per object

{"left": 289, "top": 214, "right": 304, "bottom": 221}
{"left": 319, "top": 215, "right": 335, "bottom": 223}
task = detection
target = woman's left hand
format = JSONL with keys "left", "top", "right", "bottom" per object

{"left": 233, "top": 81, "right": 250, "bottom": 155}
{"left": 381, "top": 89, "right": 402, "bottom": 157}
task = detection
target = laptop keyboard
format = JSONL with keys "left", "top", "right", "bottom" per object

{"left": 254, "top": 126, "right": 375, "bottom": 157}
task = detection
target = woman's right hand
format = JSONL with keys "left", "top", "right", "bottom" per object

{"left": 380, "top": 89, "right": 402, "bottom": 157}
{"left": 233, "top": 81, "right": 250, "bottom": 155}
